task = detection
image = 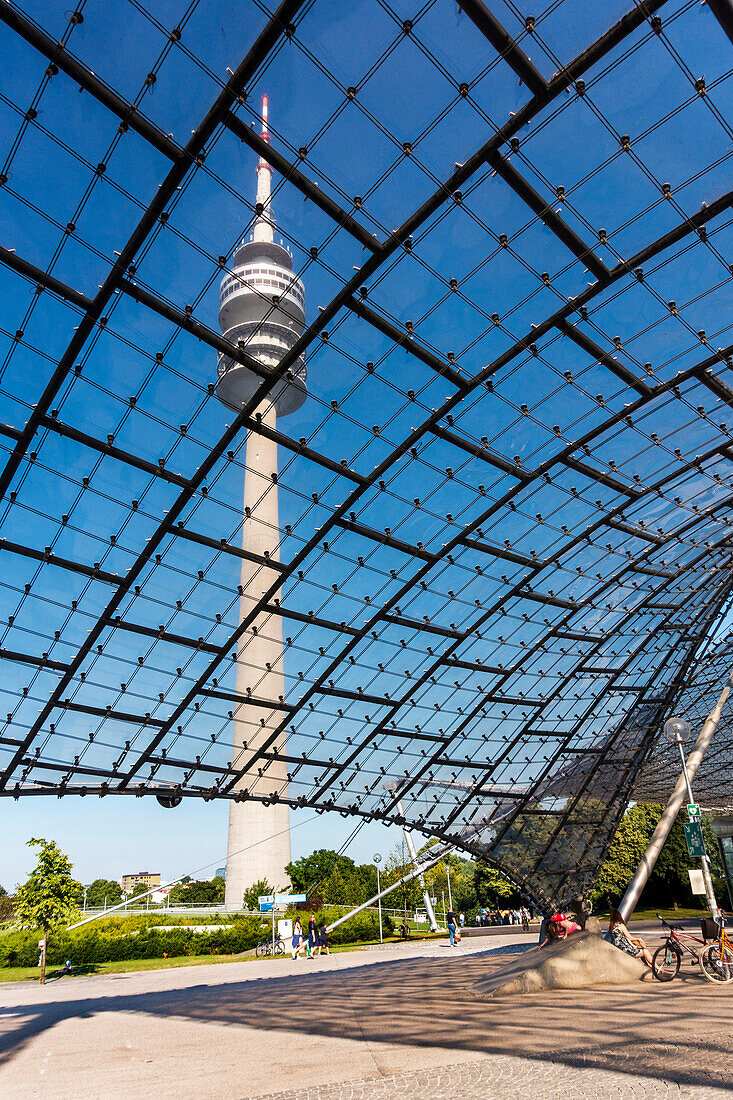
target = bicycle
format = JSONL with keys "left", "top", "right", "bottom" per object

{"left": 397, "top": 920, "right": 411, "bottom": 939}
{"left": 255, "top": 936, "right": 285, "bottom": 958}
{"left": 699, "top": 915, "right": 733, "bottom": 985}
{"left": 652, "top": 916, "right": 733, "bottom": 983}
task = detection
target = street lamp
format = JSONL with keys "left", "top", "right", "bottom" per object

{"left": 373, "top": 854, "right": 383, "bottom": 943}
{"left": 663, "top": 716, "right": 718, "bottom": 919}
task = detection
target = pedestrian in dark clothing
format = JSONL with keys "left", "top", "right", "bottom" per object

{"left": 307, "top": 913, "right": 318, "bottom": 958}
{"left": 318, "top": 921, "right": 330, "bottom": 956}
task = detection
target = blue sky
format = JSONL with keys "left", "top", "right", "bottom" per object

{"left": 3, "top": 0, "right": 733, "bottom": 892}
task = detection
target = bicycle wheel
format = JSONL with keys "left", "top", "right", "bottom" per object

{"left": 652, "top": 943, "right": 681, "bottom": 981}
{"left": 255, "top": 941, "right": 267, "bottom": 958}
{"left": 275, "top": 938, "right": 285, "bottom": 956}
{"left": 699, "top": 943, "right": 733, "bottom": 984}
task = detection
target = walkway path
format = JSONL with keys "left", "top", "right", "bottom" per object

{"left": 1, "top": 929, "right": 731, "bottom": 1099}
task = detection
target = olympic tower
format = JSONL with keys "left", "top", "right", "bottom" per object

{"left": 217, "top": 96, "right": 306, "bottom": 909}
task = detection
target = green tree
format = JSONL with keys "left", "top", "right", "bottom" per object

{"left": 285, "top": 849, "right": 354, "bottom": 895}
{"left": 321, "top": 861, "right": 377, "bottom": 907}
{"left": 14, "top": 838, "right": 80, "bottom": 983}
{"left": 127, "top": 882, "right": 151, "bottom": 907}
{"left": 0, "top": 884, "right": 13, "bottom": 923}
{"left": 85, "top": 879, "right": 123, "bottom": 909}
{"left": 593, "top": 803, "right": 725, "bottom": 909}
{"left": 168, "top": 877, "right": 225, "bottom": 907}
{"left": 242, "top": 878, "right": 273, "bottom": 911}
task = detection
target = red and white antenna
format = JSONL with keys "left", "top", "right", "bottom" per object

{"left": 254, "top": 94, "right": 273, "bottom": 243}
{"left": 256, "top": 94, "right": 272, "bottom": 173}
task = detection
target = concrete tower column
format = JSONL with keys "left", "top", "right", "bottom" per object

{"left": 217, "top": 95, "right": 307, "bottom": 910}
{"left": 224, "top": 401, "right": 291, "bottom": 910}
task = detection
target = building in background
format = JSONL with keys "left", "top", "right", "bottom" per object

{"left": 216, "top": 96, "right": 307, "bottom": 910}
{"left": 120, "top": 871, "right": 161, "bottom": 893}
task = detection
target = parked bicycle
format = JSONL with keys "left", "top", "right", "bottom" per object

{"left": 652, "top": 915, "right": 733, "bottom": 983}
{"left": 255, "top": 936, "right": 285, "bottom": 958}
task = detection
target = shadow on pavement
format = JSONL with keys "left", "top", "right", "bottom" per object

{"left": 1, "top": 950, "right": 731, "bottom": 1091}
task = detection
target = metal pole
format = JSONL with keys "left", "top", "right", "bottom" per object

{"left": 327, "top": 844, "right": 454, "bottom": 934}
{"left": 618, "top": 672, "right": 732, "bottom": 923}
{"left": 442, "top": 890, "right": 446, "bottom": 927}
{"left": 396, "top": 798, "right": 439, "bottom": 932}
{"left": 446, "top": 866, "right": 453, "bottom": 911}
{"left": 377, "top": 866, "right": 383, "bottom": 943}
{"left": 675, "top": 741, "right": 719, "bottom": 920}
{"left": 272, "top": 884, "right": 278, "bottom": 955}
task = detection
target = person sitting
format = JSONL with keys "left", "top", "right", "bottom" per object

{"left": 605, "top": 909, "right": 652, "bottom": 967}
{"left": 539, "top": 912, "right": 581, "bottom": 947}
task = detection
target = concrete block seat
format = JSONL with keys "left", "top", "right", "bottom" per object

{"left": 474, "top": 925, "right": 648, "bottom": 997}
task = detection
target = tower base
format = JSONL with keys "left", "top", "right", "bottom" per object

{"left": 224, "top": 798, "right": 291, "bottom": 910}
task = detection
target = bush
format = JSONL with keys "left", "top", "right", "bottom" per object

{"left": 0, "top": 915, "right": 264, "bottom": 968}
{"left": 287, "top": 907, "right": 393, "bottom": 945}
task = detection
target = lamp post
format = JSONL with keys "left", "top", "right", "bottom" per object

{"left": 663, "top": 717, "right": 719, "bottom": 921}
{"left": 446, "top": 865, "right": 452, "bottom": 912}
{"left": 617, "top": 679, "right": 732, "bottom": 925}
{"left": 373, "top": 855, "right": 383, "bottom": 943}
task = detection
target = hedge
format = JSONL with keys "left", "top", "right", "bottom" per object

{"left": 1, "top": 916, "right": 264, "bottom": 968}
{"left": 292, "top": 906, "right": 394, "bottom": 945}
{"left": 0, "top": 906, "right": 398, "bottom": 969}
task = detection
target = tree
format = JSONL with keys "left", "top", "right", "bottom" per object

{"left": 85, "top": 879, "right": 123, "bottom": 909}
{"left": 285, "top": 850, "right": 353, "bottom": 895}
{"left": 168, "top": 877, "right": 225, "bottom": 907}
{"left": 0, "top": 884, "right": 13, "bottom": 923}
{"left": 471, "top": 861, "right": 516, "bottom": 906}
{"left": 593, "top": 803, "right": 725, "bottom": 909}
{"left": 242, "top": 878, "right": 273, "bottom": 911}
{"left": 128, "top": 882, "right": 152, "bottom": 907}
{"left": 14, "top": 838, "right": 80, "bottom": 983}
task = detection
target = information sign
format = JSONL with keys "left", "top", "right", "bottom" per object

{"left": 683, "top": 821, "right": 706, "bottom": 859}
{"left": 258, "top": 892, "right": 307, "bottom": 908}
{"left": 687, "top": 803, "right": 700, "bottom": 819}
{"left": 688, "top": 869, "right": 706, "bottom": 895}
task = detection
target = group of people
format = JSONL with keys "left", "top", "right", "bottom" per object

{"left": 476, "top": 907, "right": 531, "bottom": 929}
{"left": 291, "top": 914, "right": 330, "bottom": 959}
{"left": 539, "top": 908, "right": 652, "bottom": 967}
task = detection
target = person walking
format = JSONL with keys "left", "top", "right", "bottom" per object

{"left": 307, "top": 913, "right": 318, "bottom": 958}
{"left": 459, "top": 911, "right": 465, "bottom": 928}
{"left": 291, "top": 918, "right": 304, "bottom": 959}
{"left": 447, "top": 907, "right": 458, "bottom": 947}
{"left": 318, "top": 920, "right": 330, "bottom": 956}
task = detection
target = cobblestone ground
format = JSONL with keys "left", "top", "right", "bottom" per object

{"left": 255, "top": 1057, "right": 731, "bottom": 1100}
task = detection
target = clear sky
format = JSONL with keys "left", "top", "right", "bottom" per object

{"left": 3, "top": 0, "right": 733, "bottom": 893}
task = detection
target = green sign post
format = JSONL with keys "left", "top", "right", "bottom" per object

{"left": 683, "top": 821, "right": 706, "bottom": 859}
{"left": 687, "top": 803, "right": 700, "bottom": 819}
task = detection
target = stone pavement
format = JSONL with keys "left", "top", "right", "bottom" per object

{"left": 1, "top": 929, "right": 731, "bottom": 1099}
{"left": 256, "top": 1057, "right": 731, "bottom": 1100}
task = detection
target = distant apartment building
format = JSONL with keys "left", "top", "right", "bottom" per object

{"left": 120, "top": 871, "right": 161, "bottom": 893}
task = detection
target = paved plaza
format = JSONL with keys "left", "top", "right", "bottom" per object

{"left": 1, "top": 929, "right": 732, "bottom": 1099}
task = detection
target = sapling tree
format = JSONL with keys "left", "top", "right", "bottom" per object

{"left": 14, "top": 838, "right": 80, "bottom": 983}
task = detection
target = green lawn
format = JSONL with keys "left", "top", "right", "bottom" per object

{"left": 612, "top": 907, "right": 710, "bottom": 923}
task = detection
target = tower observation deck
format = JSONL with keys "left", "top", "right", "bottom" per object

{"left": 218, "top": 96, "right": 305, "bottom": 909}
{"left": 217, "top": 95, "right": 306, "bottom": 416}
